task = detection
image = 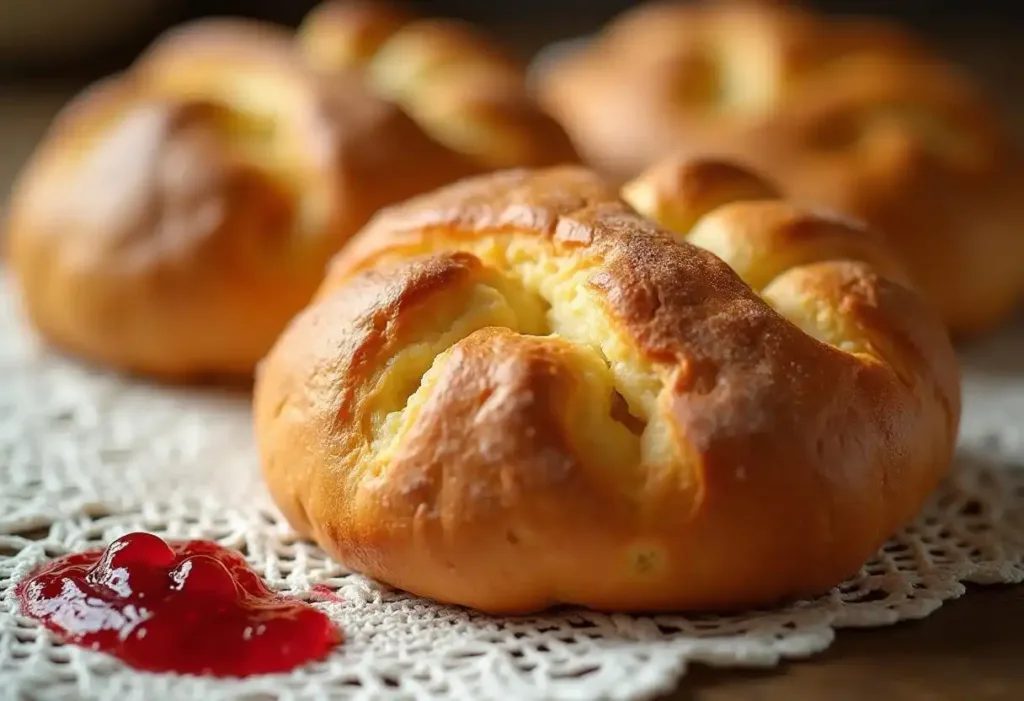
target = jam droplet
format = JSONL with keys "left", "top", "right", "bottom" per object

{"left": 16, "top": 532, "right": 342, "bottom": 677}
{"left": 86, "top": 532, "right": 176, "bottom": 599}
{"left": 169, "top": 555, "right": 239, "bottom": 599}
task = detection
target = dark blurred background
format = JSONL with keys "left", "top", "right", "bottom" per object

{"left": 1, "top": 0, "right": 1022, "bottom": 79}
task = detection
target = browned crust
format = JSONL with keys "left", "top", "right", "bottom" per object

{"left": 535, "top": 0, "right": 1024, "bottom": 334}
{"left": 255, "top": 161, "right": 960, "bottom": 613}
{"left": 3, "top": 17, "right": 478, "bottom": 379}
{"left": 299, "top": 3, "right": 580, "bottom": 170}
{"left": 297, "top": 0, "right": 416, "bottom": 69}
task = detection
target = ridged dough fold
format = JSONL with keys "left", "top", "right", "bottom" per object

{"left": 255, "top": 157, "right": 960, "bottom": 613}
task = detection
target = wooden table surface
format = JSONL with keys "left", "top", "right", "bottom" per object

{"left": 2, "top": 28, "right": 1024, "bottom": 696}
{"left": 666, "top": 585, "right": 1024, "bottom": 700}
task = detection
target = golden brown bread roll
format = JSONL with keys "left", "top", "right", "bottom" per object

{"left": 536, "top": 0, "right": 1024, "bottom": 335}
{"left": 298, "top": 1, "right": 580, "bottom": 170}
{"left": 4, "top": 19, "right": 477, "bottom": 379}
{"left": 254, "top": 157, "right": 960, "bottom": 614}
{"left": 298, "top": 0, "right": 415, "bottom": 71}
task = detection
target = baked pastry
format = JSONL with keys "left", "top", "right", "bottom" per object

{"left": 297, "top": 0, "right": 414, "bottom": 71}
{"left": 254, "top": 157, "right": 960, "bottom": 613}
{"left": 4, "top": 19, "right": 476, "bottom": 379}
{"left": 298, "top": 1, "right": 580, "bottom": 170}
{"left": 536, "top": 0, "right": 1024, "bottom": 335}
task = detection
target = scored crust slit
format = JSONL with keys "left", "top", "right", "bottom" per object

{"left": 254, "top": 157, "right": 960, "bottom": 614}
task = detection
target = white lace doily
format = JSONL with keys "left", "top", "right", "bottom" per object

{"left": 1, "top": 272, "right": 1022, "bottom": 701}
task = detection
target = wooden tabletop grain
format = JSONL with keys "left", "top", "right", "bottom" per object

{"left": 665, "top": 586, "right": 1024, "bottom": 700}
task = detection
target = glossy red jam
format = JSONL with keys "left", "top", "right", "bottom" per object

{"left": 16, "top": 532, "right": 341, "bottom": 677}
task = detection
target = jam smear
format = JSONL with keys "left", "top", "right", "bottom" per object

{"left": 310, "top": 583, "right": 344, "bottom": 604}
{"left": 16, "top": 532, "right": 341, "bottom": 677}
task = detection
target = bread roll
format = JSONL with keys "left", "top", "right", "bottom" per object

{"left": 4, "top": 19, "right": 476, "bottom": 379}
{"left": 299, "top": 1, "right": 580, "bottom": 170}
{"left": 254, "top": 157, "right": 960, "bottom": 613}
{"left": 536, "top": 0, "right": 1024, "bottom": 335}
{"left": 298, "top": 0, "right": 414, "bottom": 71}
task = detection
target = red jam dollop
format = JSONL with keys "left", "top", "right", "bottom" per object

{"left": 15, "top": 532, "right": 341, "bottom": 677}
